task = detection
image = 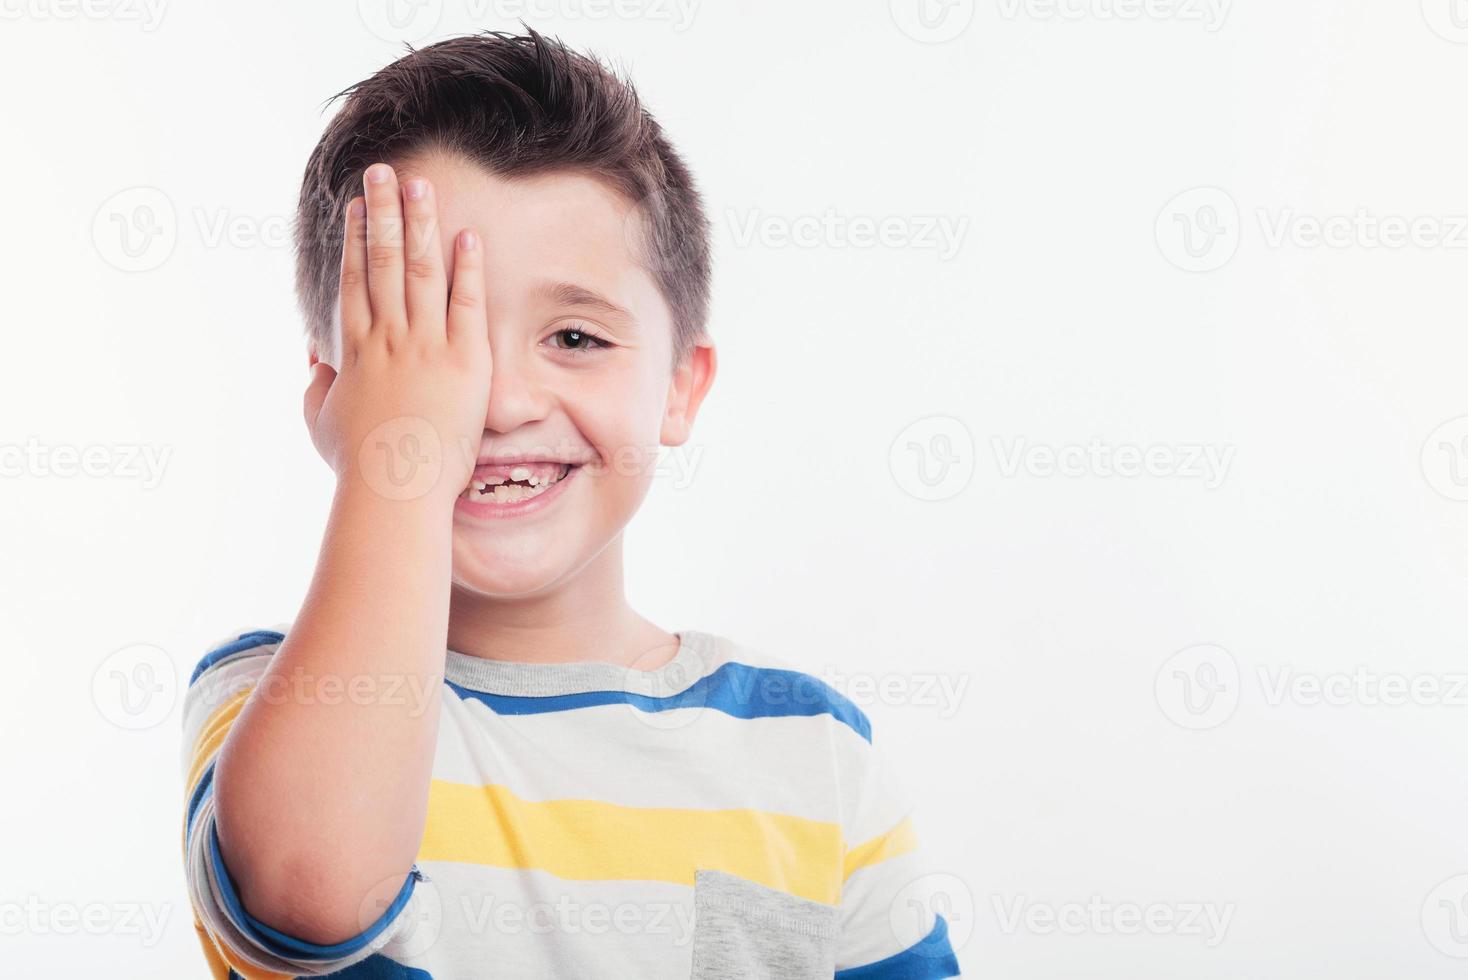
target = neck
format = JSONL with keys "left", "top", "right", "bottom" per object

{"left": 446, "top": 536, "right": 675, "bottom": 669}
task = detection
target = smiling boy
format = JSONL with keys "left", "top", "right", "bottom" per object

{"left": 180, "top": 29, "right": 961, "bottom": 979}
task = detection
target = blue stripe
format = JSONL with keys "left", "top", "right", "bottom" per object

{"left": 835, "top": 915, "right": 960, "bottom": 979}
{"left": 185, "top": 763, "right": 214, "bottom": 840}
{"left": 207, "top": 822, "right": 421, "bottom": 961}
{"left": 448, "top": 661, "right": 872, "bottom": 742}
{"left": 189, "top": 630, "right": 285, "bottom": 686}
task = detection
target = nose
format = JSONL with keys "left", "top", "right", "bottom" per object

{"left": 482, "top": 339, "right": 552, "bottom": 435}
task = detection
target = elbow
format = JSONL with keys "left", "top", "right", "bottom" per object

{"left": 232, "top": 849, "right": 397, "bottom": 948}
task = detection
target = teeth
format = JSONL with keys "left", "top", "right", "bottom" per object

{"left": 462, "top": 463, "right": 572, "bottom": 504}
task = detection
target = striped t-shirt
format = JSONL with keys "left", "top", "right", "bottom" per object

{"left": 181, "top": 626, "right": 963, "bottom": 978}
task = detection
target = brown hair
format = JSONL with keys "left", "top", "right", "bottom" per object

{"left": 292, "top": 28, "right": 712, "bottom": 368}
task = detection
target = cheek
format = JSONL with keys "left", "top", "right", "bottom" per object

{"left": 563, "top": 364, "right": 669, "bottom": 486}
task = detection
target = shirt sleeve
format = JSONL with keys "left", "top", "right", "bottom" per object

{"left": 179, "top": 627, "right": 423, "bottom": 978}
{"left": 833, "top": 724, "right": 964, "bottom": 979}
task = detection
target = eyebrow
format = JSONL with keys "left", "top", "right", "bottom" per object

{"left": 537, "top": 281, "right": 635, "bottom": 324}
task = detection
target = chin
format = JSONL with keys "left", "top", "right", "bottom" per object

{"left": 449, "top": 535, "right": 577, "bottom": 599}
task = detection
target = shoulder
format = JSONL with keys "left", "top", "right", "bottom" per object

{"left": 692, "top": 632, "right": 918, "bottom": 846}
{"left": 684, "top": 629, "right": 873, "bottom": 745}
{"left": 180, "top": 624, "right": 289, "bottom": 754}
{"left": 188, "top": 624, "right": 289, "bottom": 687}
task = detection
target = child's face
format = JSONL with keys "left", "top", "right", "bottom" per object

{"left": 371, "top": 149, "right": 713, "bottom": 598}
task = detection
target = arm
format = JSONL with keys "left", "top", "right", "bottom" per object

{"left": 209, "top": 163, "right": 491, "bottom": 946}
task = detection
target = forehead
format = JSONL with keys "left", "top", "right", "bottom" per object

{"left": 395, "top": 150, "right": 651, "bottom": 295}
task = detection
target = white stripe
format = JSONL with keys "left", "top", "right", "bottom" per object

{"left": 836, "top": 847, "right": 936, "bottom": 969}
{"left": 436, "top": 690, "right": 849, "bottom": 822}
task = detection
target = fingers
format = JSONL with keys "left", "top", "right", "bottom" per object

{"left": 446, "top": 228, "right": 486, "bottom": 345}
{"left": 362, "top": 163, "right": 406, "bottom": 339}
{"left": 347, "top": 162, "right": 464, "bottom": 351}
{"left": 400, "top": 176, "right": 447, "bottom": 332}
{"left": 338, "top": 196, "right": 370, "bottom": 349}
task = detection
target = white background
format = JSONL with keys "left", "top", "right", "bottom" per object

{"left": 3, "top": 0, "right": 1468, "bottom": 976}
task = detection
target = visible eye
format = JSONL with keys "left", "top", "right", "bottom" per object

{"left": 546, "top": 322, "right": 614, "bottom": 354}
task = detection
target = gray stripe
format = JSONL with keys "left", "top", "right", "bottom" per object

{"left": 442, "top": 628, "right": 716, "bottom": 697}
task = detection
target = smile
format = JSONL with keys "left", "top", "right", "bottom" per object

{"left": 462, "top": 462, "right": 574, "bottom": 504}
{"left": 455, "top": 461, "right": 581, "bottom": 519}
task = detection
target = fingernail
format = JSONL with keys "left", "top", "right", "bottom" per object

{"left": 403, "top": 179, "right": 427, "bottom": 201}
{"left": 348, "top": 197, "right": 366, "bottom": 219}
{"left": 366, "top": 163, "right": 392, "bottom": 185}
{"left": 459, "top": 229, "right": 478, "bottom": 251}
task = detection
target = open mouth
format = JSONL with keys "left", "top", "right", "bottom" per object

{"left": 460, "top": 462, "right": 575, "bottom": 505}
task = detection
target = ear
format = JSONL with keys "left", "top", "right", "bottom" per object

{"left": 303, "top": 345, "right": 337, "bottom": 461}
{"left": 660, "top": 340, "right": 717, "bottom": 447}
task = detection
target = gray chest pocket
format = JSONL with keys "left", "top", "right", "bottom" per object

{"left": 688, "top": 870, "right": 839, "bottom": 980}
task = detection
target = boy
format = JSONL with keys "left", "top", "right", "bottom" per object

{"left": 180, "top": 28, "right": 961, "bottom": 979}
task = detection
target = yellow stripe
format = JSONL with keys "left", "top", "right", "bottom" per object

{"left": 842, "top": 816, "right": 918, "bottom": 880}
{"left": 419, "top": 779, "right": 845, "bottom": 904}
{"left": 192, "top": 916, "right": 232, "bottom": 980}
{"left": 185, "top": 687, "right": 253, "bottom": 798}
